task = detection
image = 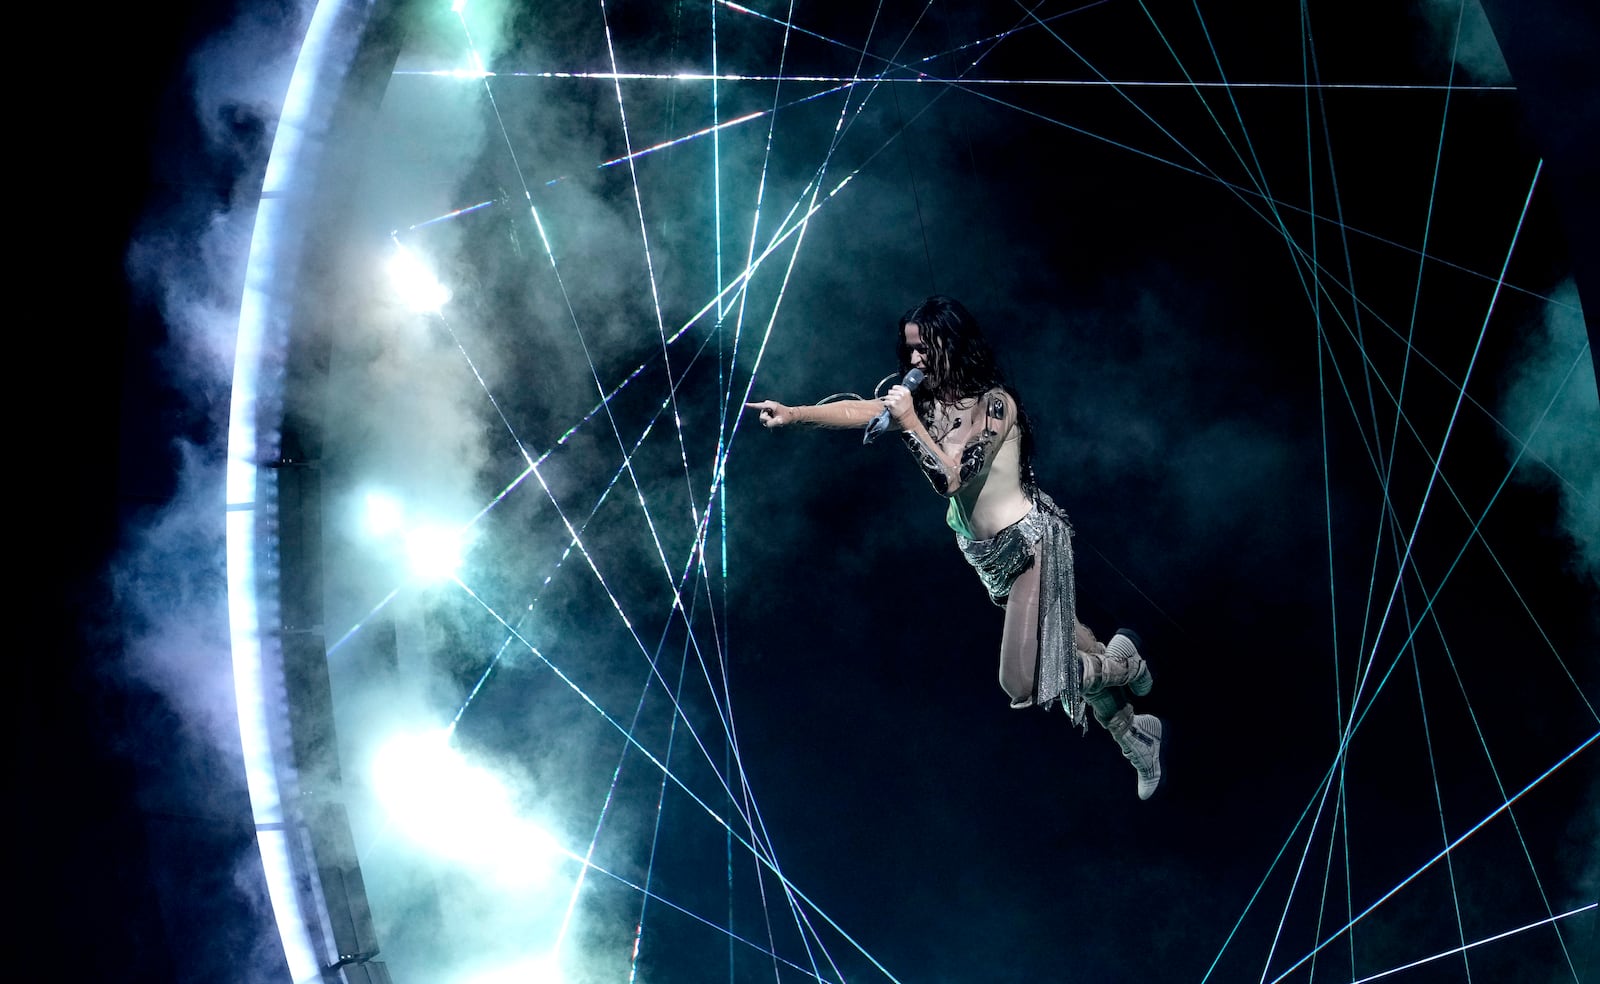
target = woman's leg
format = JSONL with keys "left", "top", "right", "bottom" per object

{"left": 1076, "top": 621, "right": 1105, "bottom": 656}
{"left": 998, "top": 566, "right": 1164, "bottom": 796}
{"left": 1001, "top": 575, "right": 1115, "bottom": 705}
{"left": 1002, "top": 564, "right": 1162, "bottom": 797}
{"left": 998, "top": 561, "right": 1042, "bottom": 706}
{"left": 1081, "top": 630, "right": 1163, "bottom": 800}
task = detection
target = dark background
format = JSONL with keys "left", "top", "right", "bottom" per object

{"left": 27, "top": 1, "right": 1600, "bottom": 981}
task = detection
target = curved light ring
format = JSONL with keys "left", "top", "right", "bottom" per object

{"left": 226, "top": 0, "right": 366, "bottom": 979}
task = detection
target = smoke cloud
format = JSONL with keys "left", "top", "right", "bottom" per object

{"left": 1501, "top": 283, "right": 1600, "bottom": 978}
{"left": 1498, "top": 280, "right": 1600, "bottom": 585}
{"left": 111, "top": 2, "right": 314, "bottom": 982}
{"left": 1416, "top": 0, "right": 1514, "bottom": 84}
{"left": 109, "top": 440, "right": 234, "bottom": 754}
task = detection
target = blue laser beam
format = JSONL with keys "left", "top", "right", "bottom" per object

{"left": 397, "top": 67, "right": 1515, "bottom": 92}
{"left": 1351, "top": 903, "right": 1598, "bottom": 984}
{"left": 399, "top": 198, "right": 495, "bottom": 232}
{"left": 1266, "top": 731, "right": 1600, "bottom": 984}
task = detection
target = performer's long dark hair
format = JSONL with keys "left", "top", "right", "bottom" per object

{"left": 896, "top": 295, "right": 1038, "bottom": 490}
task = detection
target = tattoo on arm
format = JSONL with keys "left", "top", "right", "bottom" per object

{"left": 902, "top": 433, "right": 952, "bottom": 496}
{"left": 901, "top": 390, "right": 1012, "bottom": 496}
{"left": 958, "top": 429, "right": 998, "bottom": 485}
{"left": 953, "top": 389, "right": 1011, "bottom": 485}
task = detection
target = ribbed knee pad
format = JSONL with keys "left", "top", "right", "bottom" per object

{"left": 1081, "top": 632, "right": 1152, "bottom": 698}
{"left": 1105, "top": 630, "right": 1152, "bottom": 697}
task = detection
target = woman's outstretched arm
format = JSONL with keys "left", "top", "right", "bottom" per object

{"left": 745, "top": 398, "right": 883, "bottom": 429}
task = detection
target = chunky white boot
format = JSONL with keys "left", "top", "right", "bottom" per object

{"left": 1104, "top": 704, "right": 1163, "bottom": 800}
{"left": 1081, "top": 629, "right": 1152, "bottom": 697}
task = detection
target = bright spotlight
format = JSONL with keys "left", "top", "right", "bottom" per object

{"left": 388, "top": 241, "right": 452, "bottom": 313}
{"left": 404, "top": 523, "right": 466, "bottom": 581}
{"left": 362, "top": 490, "right": 405, "bottom": 538}
{"left": 449, "top": 50, "right": 489, "bottom": 80}
{"left": 450, "top": 0, "right": 468, "bottom": 12}
{"left": 371, "top": 729, "right": 564, "bottom": 887}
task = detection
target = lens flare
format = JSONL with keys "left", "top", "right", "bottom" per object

{"left": 388, "top": 241, "right": 452, "bottom": 313}
{"left": 404, "top": 522, "right": 467, "bottom": 581}
{"left": 362, "top": 490, "right": 404, "bottom": 538}
{"left": 372, "top": 729, "right": 564, "bottom": 887}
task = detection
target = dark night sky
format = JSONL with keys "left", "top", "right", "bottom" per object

{"left": 29, "top": 2, "right": 1600, "bottom": 983}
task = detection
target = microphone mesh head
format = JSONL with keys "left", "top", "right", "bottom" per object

{"left": 904, "top": 368, "right": 925, "bottom": 388}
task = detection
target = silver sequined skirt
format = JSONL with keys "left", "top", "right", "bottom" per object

{"left": 957, "top": 493, "right": 1084, "bottom": 724}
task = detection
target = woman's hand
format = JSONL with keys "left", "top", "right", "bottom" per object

{"left": 745, "top": 400, "right": 796, "bottom": 428}
{"left": 884, "top": 385, "right": 917, "bottom": 428}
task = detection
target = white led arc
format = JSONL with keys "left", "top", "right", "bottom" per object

{"left": 228, "top": 0, "right": 364, "bottom": 980}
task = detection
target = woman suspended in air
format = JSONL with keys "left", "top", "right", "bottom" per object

{"left": 746, "top": 296, "right": 1164, "bottom": 799}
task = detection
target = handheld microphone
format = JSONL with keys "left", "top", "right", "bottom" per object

{"left": 863, "top": 367, "right": 924, "bottom": 444}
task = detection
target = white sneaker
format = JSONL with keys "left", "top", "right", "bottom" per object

{"left": 1108, "top": 707, "right": 1163, "bottom": 800}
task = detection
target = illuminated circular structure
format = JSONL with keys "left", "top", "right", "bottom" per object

{"left": 229, "top": 3, "right": 1599, "bottom": 982}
